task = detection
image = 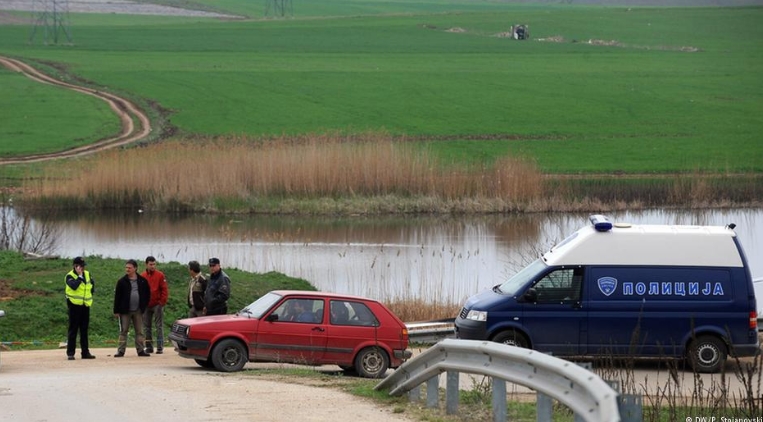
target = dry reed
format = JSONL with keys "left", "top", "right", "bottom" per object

{"left": 22, "top": 134, "right": 761, "bottom": 213}
{"left": 25, "top": 134, "right": 543, "bottom": 212}
{"left": 384, "top": 298, "right": 462, "bottom": 323}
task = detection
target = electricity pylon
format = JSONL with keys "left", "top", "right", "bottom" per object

{"left": 29, "top": 0, "right": 73, "bottom": 45}
{"left": 264, "top": 0, "right": 293, "bottom": 18}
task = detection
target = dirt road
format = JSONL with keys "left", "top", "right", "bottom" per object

{"left": 0, "top": 347, "right": 412, "bottom": 422}
{"left": 0, "top": 55, "right": 152, "bottom": 164}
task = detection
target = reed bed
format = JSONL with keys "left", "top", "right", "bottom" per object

{"left": 25, "top": 134, "right": 542, "bottom": 212}
{"left": 384, "top": 298, "right": 462, "bottom": 324}
{"left": 22, "top": 134, "right": 762, "bottom": 214}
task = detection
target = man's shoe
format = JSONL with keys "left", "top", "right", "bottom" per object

{"left": 114, "top": 352, "right": 125, "bottom": 358}
{"left": 156, "top": 349, "right": 163, "bottom": 354}
{"left": 144, "top": 347, "right": 154, "bottom": 354}
{"left": 137, "top": 351, "right": 150, "bottom": 357}
{"left": 81, "top": 354, "right": 96, "bottom": 359}
{"left": 67, "top": 356, "right": 75, "bottom": 361}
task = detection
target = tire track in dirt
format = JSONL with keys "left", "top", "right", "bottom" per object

{"left": 0, "top": 55, "right": 152, "bottom": 164}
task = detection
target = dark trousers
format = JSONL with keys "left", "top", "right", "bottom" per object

{"left": 67, "top": 300, "right": 90, "bottom": 357}
{"left": 206, "top": 305, "right": 227, "bottom": 316}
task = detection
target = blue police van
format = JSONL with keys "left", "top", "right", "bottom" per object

{"left": 455, "top": 215, "right": 759, "bottom": 373}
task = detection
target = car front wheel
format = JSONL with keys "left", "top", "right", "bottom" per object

{"left": 354, "top": 347, "right": 389, "bottom": 378}
{"left": 211, "top": 339, "right": 248, "bottom": 372}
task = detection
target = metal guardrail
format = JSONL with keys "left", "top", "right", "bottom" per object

{"left": 405, "top": 319, "right": 455, "bottom": 344}
{"left": 376, "top": 338, "right": 622, "bottom": 422}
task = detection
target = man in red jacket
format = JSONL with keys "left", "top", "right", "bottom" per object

{"left": 141, "top": 256, "right": 169, "bottom": 354}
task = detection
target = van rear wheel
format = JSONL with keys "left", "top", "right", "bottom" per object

{"left": 492, "top": 330, "right": 529, "bottom": 348}
{"left": 688, "top": 335, "right": 727, "bottom": 373}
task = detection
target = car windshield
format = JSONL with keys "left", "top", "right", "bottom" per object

{"left": 496, "top": 259, "right": 547, "bottom": 295}
{"left": 239, "top": 292, "right": 283, "bottom": 318}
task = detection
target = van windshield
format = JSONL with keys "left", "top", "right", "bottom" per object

{"left": 496, "top": 259, "right": 547, "bottom": 295}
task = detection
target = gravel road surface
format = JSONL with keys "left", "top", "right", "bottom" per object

{"left": 0, "top": 348, "right": 412, "bottom": 422}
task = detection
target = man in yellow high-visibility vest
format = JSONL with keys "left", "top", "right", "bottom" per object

{"left": 65, "top": 257, "right": 96, "bottom": 360}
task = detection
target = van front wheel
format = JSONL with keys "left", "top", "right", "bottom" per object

{"left": 688, "top": 336, "right": 727, "bottom": 373}
{"left": 492, "top": 330, "right": 529, "bottom": 348}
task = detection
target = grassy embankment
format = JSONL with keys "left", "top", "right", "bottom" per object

{"left": 0, "top": 2, "right": 761, "bottom": 211}
{"left": 0, "top": 251, "right": 454, "bottom": 346}
{"left": 0, "top": 251, "right": 315, "bottom": 346}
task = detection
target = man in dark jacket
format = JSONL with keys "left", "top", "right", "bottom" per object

{"left": 113, "top": 259, "right": 151, "bottom": 357}
{"left": 203, "top": 257, "right": 230, "bottom": 316}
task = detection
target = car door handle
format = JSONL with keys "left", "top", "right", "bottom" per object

{"left": 312, "top": 327, "right": 325, "bottom": 332}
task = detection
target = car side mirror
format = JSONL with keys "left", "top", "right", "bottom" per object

{"left": 522, "top": 288, "right": 538, "bottom": 303}
{"left": 265, "top": 313, "right": 278, "bottom": 322}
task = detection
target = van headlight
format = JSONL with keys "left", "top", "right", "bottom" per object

{"left": 465, "top": 310, "right": 488, "bottom": 321}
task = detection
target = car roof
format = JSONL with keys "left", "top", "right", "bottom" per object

{"left": 271, "top": 290, "right": 381, "bottom": 303}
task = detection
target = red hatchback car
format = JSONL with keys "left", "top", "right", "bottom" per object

{"left": 169, "top": 290, "right": 412, "bottom": 378}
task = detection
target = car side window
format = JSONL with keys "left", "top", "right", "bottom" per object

{"left": 345, "top": 301, "right": 379, "bottom": 327}
{"left": 533, "top": 268, "right": 583, "bottom": 303}
{"left": 330, "top": 300, "right": 351, "bottom": 325}
{"left": 272, "top": 298, "right": 323, "bottom": 323}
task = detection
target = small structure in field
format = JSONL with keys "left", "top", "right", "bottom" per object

{"left": 510, "top": 24, "right": 529, "bottom": 40}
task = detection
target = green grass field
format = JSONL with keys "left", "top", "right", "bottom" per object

{"left": 0, "top": 67, "right": 121, "bottom": 156}
{"left": 0, "top": 1, "right": 761, "bottom": 173}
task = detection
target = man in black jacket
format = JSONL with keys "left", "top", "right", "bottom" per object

{"left": 113, "top": 259, "right": 151, "bottom": 357}
{"left": 203, "top": 257, "right": 230, "bottom": 316}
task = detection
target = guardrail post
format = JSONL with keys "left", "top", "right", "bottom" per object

{"left": 492, "top": 377, "right": 506, "bottom": 422}
{"left": 426, "top": 375, "right": 439, "bottom": 409}
{"left": 619, "top": 392, "right": 642, "bottom": 422}
{"left": 446, "top": 370, "right": 459, "bottom": 414}
{"left": 604, "top": 380, "right": 641, "bottom": 422}
{"left": 407, "top": 385, "right": 421, "bottom": 403}
{"left": 536, "top": 391, "right": 553, "bottom": 421}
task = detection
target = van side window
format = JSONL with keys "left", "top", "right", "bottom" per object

{"left": 533, "top": 268, "right": 583, "bottom": 303}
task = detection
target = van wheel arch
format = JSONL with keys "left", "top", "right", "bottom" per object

{"left": 687, "top": 335, "right": 728, "bottom": 373}
{"left": 491, "top": 329, "right": 530, "bottom": 349}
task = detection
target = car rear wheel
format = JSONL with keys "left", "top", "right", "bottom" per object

{"left": 354, "top": 347, "right": 389, "bottom": 378}
{"left": 211, "top": 339, "right": 248, "bottom": 372}
{"left": 492, "top": 330, "right": 529, "bottom": 348}
{"left": 688, "top": 335, "right": 727, "bottom": 373}
{"left": 195, "top": 358, "right": 214, "bottom": 368}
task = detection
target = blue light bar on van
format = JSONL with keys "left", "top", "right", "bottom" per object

{"left": 589, "top": 214, "right": 612, "bottom": 232}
